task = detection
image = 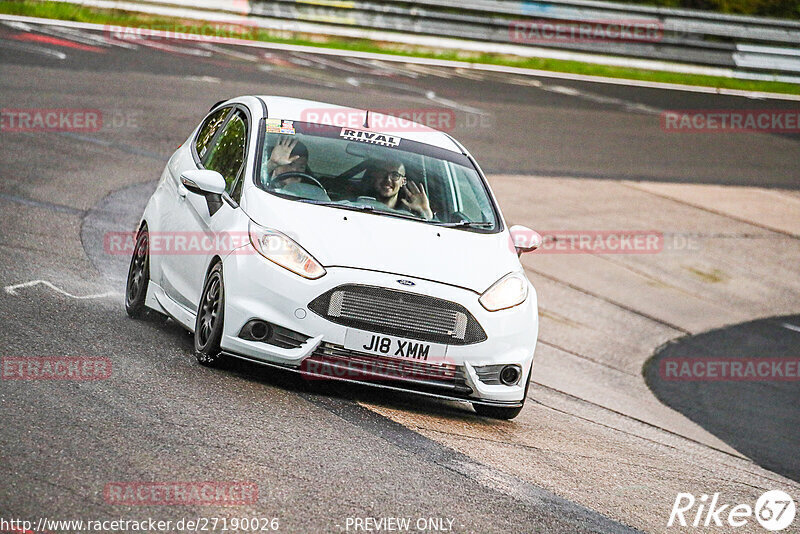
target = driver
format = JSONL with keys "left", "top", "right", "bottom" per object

{"left": 363, "top": 159, "right": 433, "bottom": 220}
{"left": 266, "top": 137, "right": 312, "bottom": 188}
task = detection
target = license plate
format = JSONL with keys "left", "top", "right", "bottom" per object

{"left": 344, "top": 330, "right": 447, "bottom": 361}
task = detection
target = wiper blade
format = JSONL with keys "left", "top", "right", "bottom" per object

{"left": 301, "top": 201, "right": 380, "bottom": 214}
{"left": 296, "top": 199, "right": 367, "bottom": 210}
{"left": 327, "top": 203, "right": 374, "bottom": 212}
{"left": 350, "top": 205, "right": 423, "bottom": 221}
{"left": 437, "top": 221, "right": 494, "bottom": 228}
{"left": 295, "top": 200, "right": 426, "bottom": 222}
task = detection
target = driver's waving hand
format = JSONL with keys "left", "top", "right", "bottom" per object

{"left": 266, "top": 137, "right": 311, "bottom": 187}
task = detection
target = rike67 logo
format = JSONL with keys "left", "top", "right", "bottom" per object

{"left": 668, "top": 490, "right": 796, "bottom": 531}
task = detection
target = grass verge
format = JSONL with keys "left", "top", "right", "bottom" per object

{"left": 2, "top": 0, "right": 799, "bottom": 95}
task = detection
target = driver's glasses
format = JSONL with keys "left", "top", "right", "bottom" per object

{"left": 385, "top": 171, "right": 406, "bottom": 184}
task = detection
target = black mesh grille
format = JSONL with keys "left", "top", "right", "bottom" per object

{"left": 269, "top": 325, "right": 311, "bottom": 349}
{"left": 474, "top": 364, "right": 504, "bottom": 385}
{"left": 308, "top": 284, "right": 487, "bottom": 345}
{"left": 238, "top": 321, "right": 310, "bottom": 349}
{"left": 304, "top": 343, "right": 472, "bottom": 395}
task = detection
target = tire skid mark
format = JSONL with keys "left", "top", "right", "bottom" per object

{"left": 0, "top": 192, "right": 85, "bottom": 215}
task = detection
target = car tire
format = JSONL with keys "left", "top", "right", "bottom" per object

{"left": 472, "top": 362, "right": 533, "bottom": 420}
{"left": 194, "top": 262, "right": 227, "bottom": 367}
{"left": 125, "top": 226, "right": 150, "bottom": 318}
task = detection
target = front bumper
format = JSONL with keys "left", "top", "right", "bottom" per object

{"left": 220, "top": 251, "right": 538, "bottom": 404}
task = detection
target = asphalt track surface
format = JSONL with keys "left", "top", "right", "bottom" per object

{"left": 1, "top": 17, "right": 799, "bottom": 534}
{"left": 645, "top": 314, "right": 800, "bottom": 483}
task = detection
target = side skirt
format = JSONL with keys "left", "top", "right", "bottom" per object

{"left": 145, "top": 281, "right": 196, "bottom": 332}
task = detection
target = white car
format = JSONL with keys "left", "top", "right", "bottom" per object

{"left": 126, "top": 96, "right": 541, "bottom": 419}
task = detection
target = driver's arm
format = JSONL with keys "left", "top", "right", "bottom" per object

{"left": 267, "top": 137, "right": 300, "bottom": 175}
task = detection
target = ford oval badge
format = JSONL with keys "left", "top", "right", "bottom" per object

{"left": 397, "top": 279, "right": 415, "bottom": 287}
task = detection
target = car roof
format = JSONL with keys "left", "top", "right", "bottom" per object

{"left": 254, "top": 96, "right": 464, "bottom": 153}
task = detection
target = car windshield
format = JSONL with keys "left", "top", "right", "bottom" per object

{"left": 255, "top": 119, "right": 499, "bottom": 231}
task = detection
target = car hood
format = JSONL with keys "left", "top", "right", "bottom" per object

{"left": 246, "top": 194, "right": 521, "bottom": 293}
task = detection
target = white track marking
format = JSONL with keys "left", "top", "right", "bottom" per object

{"left": 284, "top": 54, "right": 315, "bottom": 68}
{"left": 260, "top": 64, "right": 340, "bottom": 88}
{"left": 291, "top": 54, "right": 337, "bottom": 70}
{"left": 2, "top": 14, "right": 799, "bottom": 101}
{"left": 3, "top": 19, "right": 133, "bottom": 49}
{"left": 540, "top": 84, "right": 663, "bottom": 114}
{"left": 0, "top": 39, "right": 66, "bottom": 60}
{"left": 344, "top": 57, "right": 419, "bottom": 78}
{"left": 4, "top": 280, "right": 118, "bottom": 299}
{"left": 425, "top": 91, "right": 489, "bottom": 115}
{"left": 41, "top": 26, "right": 112, "bottom": 47}
{"left": 184, "top": 75, "right": 221, "bottom": 83}
{"left": 196, "top": 42, "right": 257, "bottom": 61}
{"left": 3, "top": 19, "right": 137, "bottom": 51}
{"left": 402, "top": 63, "right": 455, "bottom": 79}
{"left": 135, "top": 38, "right": 212, "bottom": 57}
{"left": 57, "top": 26, "right": 139, "bottom": 49}
{"left": 295, "top": 53, "right": 385, "bottom": 75}
{"left": 10, "top": 22, "right": 115, "bottom": 49}
{"left": 2, "top": 21, "right": 32, "bottom": 31}
{"left": 453, "top": 67, "right": 489, "bottom": 81}
{"left": 781, "top": 323, "right": 800, "bottom": 333}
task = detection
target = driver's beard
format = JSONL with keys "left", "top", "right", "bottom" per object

{"left": 376, "top": 191, "right": 399, "bottom": 207}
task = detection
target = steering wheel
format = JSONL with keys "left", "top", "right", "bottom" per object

{"left": 269, "top": 171, "right": 326, "bottom": 191}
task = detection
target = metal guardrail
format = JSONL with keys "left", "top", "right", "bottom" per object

{"left": 74, "top": 0, "right": 800, "bottom": 77}
{"left": 241, "top": 0, "right": 800, "bottom": 74}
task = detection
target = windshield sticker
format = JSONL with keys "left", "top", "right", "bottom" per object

{"left": 265, "top": 118, "right": 281, "bottom": 133}
{"left": 266, "top": 119, "right": 295, "bottom": 135}
{"left": 340, "top": 128, "right": 401, "bottom": 147}
{"left": 280, "top": 120, "right": 295, "bottom": 135}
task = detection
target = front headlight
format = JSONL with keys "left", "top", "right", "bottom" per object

{"left": 479, "top": 272, "right": 528, "bottom": 311}
{"left": 248, "top": 221, "right": 326, "bottom": 279}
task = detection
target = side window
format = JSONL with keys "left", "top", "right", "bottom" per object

{"left": 203, "top": 111, "right": 247, "bottom": 196}
{"left": 195, "top": 108, "right": 230, "bottom": 160}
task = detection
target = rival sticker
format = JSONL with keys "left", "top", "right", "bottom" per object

{"left": 340, "top": 128, "right": 401, "bottom": 147}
